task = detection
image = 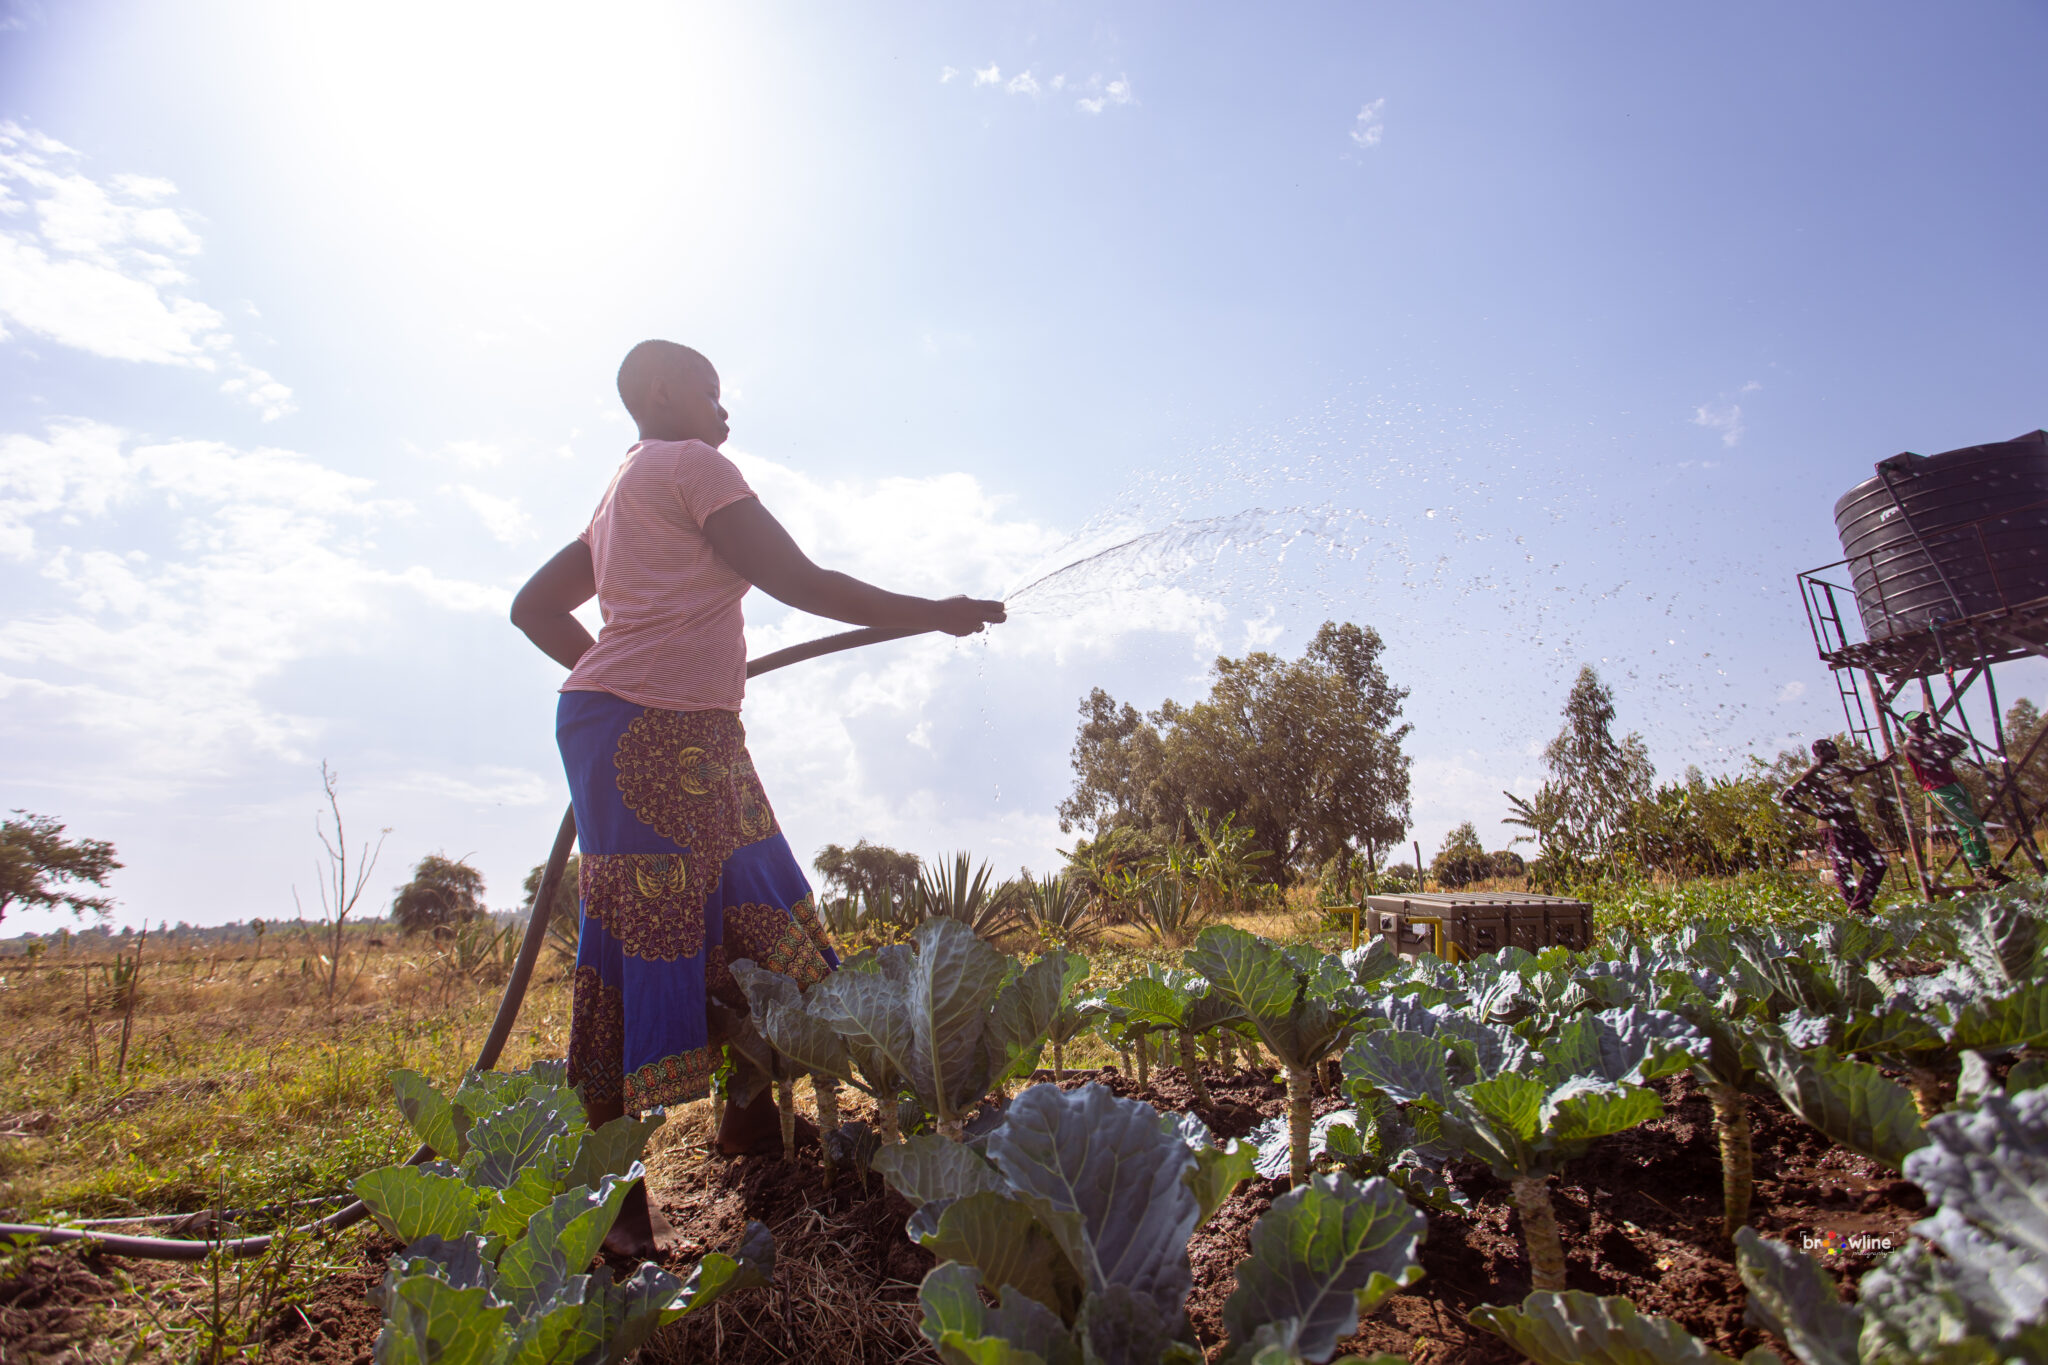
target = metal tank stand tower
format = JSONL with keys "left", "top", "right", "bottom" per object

{"left": 1797, "top": 430, "right": 2048, "bottom": 899}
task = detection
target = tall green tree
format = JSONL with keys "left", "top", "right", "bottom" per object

{"left": 523, "top": 853, "right": 582, "bottom": 957}
{"left": 391, "top": 854, "right": 487, "bottom": 935}
{"left": 1431, "top": 821, "right": 1491, "bottom": 888}
{"left": 1547, "top": 665, "right": 1654, "bottom": 859}
{"left": 1056, "top": 690, "right": 1179, "bottom": 836}
{"left": 1059, "top": 621, "right": 1411, "bottom": 882}
{"left": 812, "top": 840, "right": 923, "bottom": 903}
{"left": 2000, "top": 697, "right": 2045, "bottom": 819}
{"left": 1505, "top": 666, "right": 1653, "bottom": 869}
{"left": 0, "top": 812, "right": 120, "bottom": 929}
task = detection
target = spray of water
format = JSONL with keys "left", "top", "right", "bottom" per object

{"left": 1001, "top": 504, "right": 1376, "bottom": 614}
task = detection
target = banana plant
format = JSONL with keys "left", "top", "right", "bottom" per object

{"left": 1186, "top": 926, "right": 1365, "bottom": 1187}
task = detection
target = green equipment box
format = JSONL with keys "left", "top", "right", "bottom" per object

{"left": 1362, "top": 891, "right": 1593, "bottom": 961}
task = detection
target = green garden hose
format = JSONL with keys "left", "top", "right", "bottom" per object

{"left": 0, "top": 625, "right": 922, "bottom": 1260}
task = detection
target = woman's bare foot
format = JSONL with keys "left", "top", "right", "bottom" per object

{"left": 601, "top": 1178, "right": 680, "bottom": 1260}
{"left": 716, "top": 1086, "right": 819, "bottom": 1156}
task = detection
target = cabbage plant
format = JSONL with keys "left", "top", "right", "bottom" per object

{"left": 1751, "top": 1031, "right": 1929, "bottom": 1170}
{"left": 1472, "top": 1081, "right": 2048, "bottom": 1364}
{"left": 1249, "top": 1097, "right": 1466, "bottom": 1216}
{"left": 354, "top": 1061, "right": 774, "bottom": 1364}
{"left": 1107, "top": 967, "right": 1220, "bottom": 1104}
{"left": 359, "top": 1062, "right": 662, "bottom": 1248}
{"left": 1048, "top": 992, "right": 1107, "bottom": 1081}
{"left": 731, "top": 958, "right": 850, "bottom": 1163}
{"left": 875, "top": 1081, "right": 1420, "bottom": 1365}
{"left": 1342, "top": 1005, "right": 1698, "bottom": 1292}
{"left": 1187, "top": 926, "right": 1365, "bottom": 1186}
{"left": 1828, "top": 964, "right": 2048, "bottom": 1118}
{"left": 807, "top": 917, "right": 1078, "bottom": 1140}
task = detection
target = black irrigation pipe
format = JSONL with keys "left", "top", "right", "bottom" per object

{"left": 0, "top": 624, "right": 924, "bottom": 1261}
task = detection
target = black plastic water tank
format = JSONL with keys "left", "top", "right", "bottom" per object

{"left": 1833, "top": 430, "right": 2048, "bottom": 641}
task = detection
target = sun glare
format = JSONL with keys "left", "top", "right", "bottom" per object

{"left": 242, "top": 3, "right": 770, "bottom": 277}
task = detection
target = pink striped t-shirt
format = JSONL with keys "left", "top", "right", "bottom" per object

{"left": 561, "top": 439, "right": 757, "bottom": 712}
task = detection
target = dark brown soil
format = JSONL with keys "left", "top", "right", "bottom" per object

{"left": 8, "top": 1065, "right": 1933, "bottom": 1364}
{"left": 0, "top": 1246, "right": 132, "bottom": 1359}
{"left": 261, "top": 1261, "right": 385, "bottom": 1365}
{"left": 1178, "top": 1067, "right": 1922, "bottom": 1363}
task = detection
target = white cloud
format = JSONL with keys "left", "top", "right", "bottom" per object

{"left": 716, "top": 449, "right": 1247, "bottom": 872}
{"left": 1778, "top": 680, "right": 1806, "bottom": 702}
{"left": 949, "top": 65, "right": 1128, "bottom": 115}
{"left": 385, "top": 766, "right": 551, "bottom": 808}
{"left": 1693, "top": 381, "right": 1760, "bottom": 447}
{"left": 0, "top": 122, "right": 294, "bottom": 419}
{"left": 1076, "top": 75, "right": 1135, "bottom": 115}
{"left": 421, "top": 439, "right": 506, "bottom": 469}
{"left": 1349, "top": 99, "right": 1386, "bottom": 149}
{"left": 452, "top": 482, "right": 534, "bottom": 544}
{"left": 1692, "top": 401, "right": 1745, "bottom": 447}
{"left": 1409, "top": 749, "right": 1544, "bottom": 861}
{"left": 0, "top": 418, "right": 502, "bottom": 796}
{"left": 218, "top": 366, "right": 296, "bottom": 422}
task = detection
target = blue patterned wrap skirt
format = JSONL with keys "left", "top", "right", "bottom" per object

{"left": 558, "top": 689, "right": 838, "bottom": 1112}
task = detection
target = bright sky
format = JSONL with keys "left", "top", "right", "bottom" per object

{"left": 3, "top": 2, "right": 2044, "bottom": 935}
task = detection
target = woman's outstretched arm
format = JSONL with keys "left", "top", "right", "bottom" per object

{"left": 511, "top": 540, "right": 598, "bottom": 669}
{"left": 704, "top": 497, "right": 1004, "bottom": 636}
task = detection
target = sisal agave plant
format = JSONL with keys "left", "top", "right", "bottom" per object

{"left": 917, "top": 852, "right": 1021, "bottom": 941}
{"left": 1020, "top": 873, "right": 1099, "bottom": 949}
{"left": 1134, "top": 873, "right": 1214, "bottom": 947}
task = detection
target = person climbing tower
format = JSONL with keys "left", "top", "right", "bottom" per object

{"left": 1896, "top": 710, "right": 2011, "bottom": 888}
{"left": 511, "top": 339, "right": 1005, "bottom": 1256}
{"left": 1779, "top": 737, "right": 1890, "bottom": 913}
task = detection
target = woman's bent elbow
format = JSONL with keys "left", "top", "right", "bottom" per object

{"left": 509, "top": 592, "right": 546, "bottom": 635}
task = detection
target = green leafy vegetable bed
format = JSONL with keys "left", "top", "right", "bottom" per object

{"left": 305, "top": 883, "right": 2048, "bottom": 1363}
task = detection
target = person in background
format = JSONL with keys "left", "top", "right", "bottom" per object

{"left": 1780, "top": 737, "right": 1890, "bottom": 913}
{"left": 1896, "top": 710, "right": 2011, "bottom": 888}
{"left": 512, "top": 339, "right": 1005, "bottom": 1255}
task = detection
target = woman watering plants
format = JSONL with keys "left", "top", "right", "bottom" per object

{"left": 512, "top": 340, "right": 1004, "bottom": 1255}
